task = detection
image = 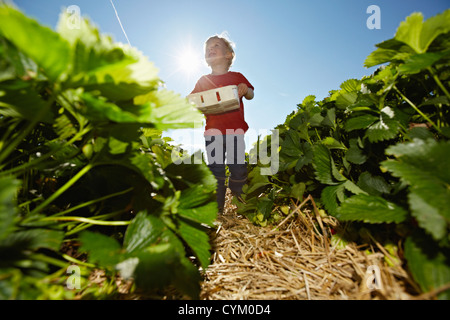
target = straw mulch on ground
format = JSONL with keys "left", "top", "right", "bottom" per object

{"left": 200, "top": 191, "right": 420, "bottom": 300}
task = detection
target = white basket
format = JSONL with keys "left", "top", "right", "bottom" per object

{"left": 188, "top": 85, "right": 240, "bottom": 115}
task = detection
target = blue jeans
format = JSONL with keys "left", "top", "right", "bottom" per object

{"left": 205, "top": 134, "right": 247, "bottom": 211}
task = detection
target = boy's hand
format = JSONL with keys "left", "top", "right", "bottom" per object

{"left": 237, "top": 83, "right": 248, "bottom": 97}
{"left": 237, "top": 83, "right": 254, "bottom": 100}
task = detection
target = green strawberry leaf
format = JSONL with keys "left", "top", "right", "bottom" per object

{"left": 335, "top": 194, "right": 408, "bottom": 224}
{"left": 0, "top": 5, "right": 70, "bottom": 81}
{"left": 382, "top": 139, "right": 450, "bottom": 241}
{"left": 404, "top": 232, "right": 450, "bottom": 299}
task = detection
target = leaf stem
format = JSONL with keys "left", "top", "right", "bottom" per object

{"left": 62, "top": 254, "right": 96, "bottom": 268}
{"left": 64, "top": 209, "right": 130, "bottom": 235}
{"left": 428, "top": 67, "right": 450, "bottom": 101}
{"left": 30, "top": 253, "right": 69, "bottom": 269}
{"left": 42, "top": 215, "right": 131, "bottom": 226}
{"left": 50, "top": 187, "right": 133, "bottom": 217}
{"left": 0, "top": 100, "right": 52, "bottom": 165}
{"left": 0, "top": 124, "right": 90, "bottom": 176}
{"left": 30, "top": 163, "right": 94, "bottom": 215}
{"left": 393, "top": 85, "right": 441, "bottom": 133}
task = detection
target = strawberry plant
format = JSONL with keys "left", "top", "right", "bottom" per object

{"left": 0, "top": 5, "right": 216, "bottom": 299}
{"left": 239, "top": 9, "right": 450, "bottom": 298}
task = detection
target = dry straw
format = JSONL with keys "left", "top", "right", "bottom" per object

{"left": 200, "top": 191, "right": 419, "bottom": 300}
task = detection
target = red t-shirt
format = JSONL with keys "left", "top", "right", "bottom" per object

{"left": 191, "top": 71, "right": 254, "bottom": 135}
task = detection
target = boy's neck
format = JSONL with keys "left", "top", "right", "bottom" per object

{"left": 210, "top": 64, "right": 230, "bottom": 76}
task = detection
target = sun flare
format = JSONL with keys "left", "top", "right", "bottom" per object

{"left": 176, "top": 47, "right": 202, "bottom": 76}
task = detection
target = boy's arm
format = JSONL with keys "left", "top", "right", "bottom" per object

{"left": 245, "top": 88, "right": 254, "bottom": 100}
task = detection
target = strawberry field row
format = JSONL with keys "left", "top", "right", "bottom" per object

{"left": 237, "top": 10, "right": 450, "bottom": 299}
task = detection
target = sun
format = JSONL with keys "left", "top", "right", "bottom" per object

{"left": 176, "top": 46, "right": 202, "bottom": 76}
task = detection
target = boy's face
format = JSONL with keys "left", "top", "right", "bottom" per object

{"left": 205, "top": 38, "right": 232, "bottom": 67}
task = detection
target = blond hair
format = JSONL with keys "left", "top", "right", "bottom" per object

{"left": 204, "top": 33, "right": 236, "bottom": 67}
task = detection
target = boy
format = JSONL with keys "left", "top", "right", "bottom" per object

{"left": 191, "top": 34, "right": 254, "bottom": 213}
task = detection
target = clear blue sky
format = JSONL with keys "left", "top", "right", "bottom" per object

{"left": 11, "top": 0, "right": 450, "bottom": 152}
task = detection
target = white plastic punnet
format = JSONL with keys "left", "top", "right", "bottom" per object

{"left": 188, "top": 85, "right": 240, "bottom": 115}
